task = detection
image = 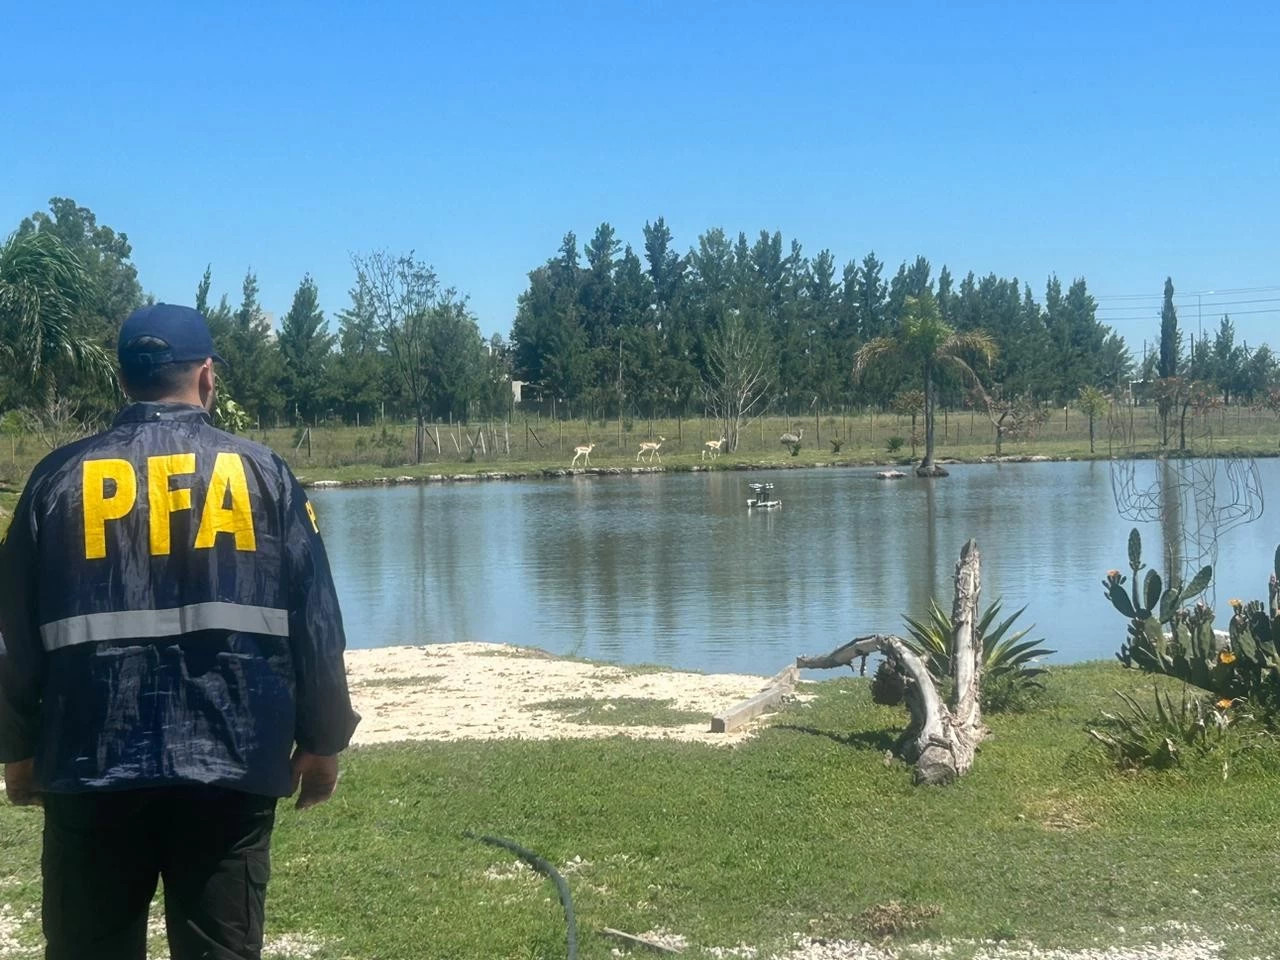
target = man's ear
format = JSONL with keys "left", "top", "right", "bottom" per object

{"left": 199, "top": 359, "right": 216, "bottom": 401}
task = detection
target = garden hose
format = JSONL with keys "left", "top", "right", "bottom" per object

{"left": 465, "top": 831, "right": 578, "bottom": 960}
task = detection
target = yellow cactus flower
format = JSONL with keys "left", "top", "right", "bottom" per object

{"left": 1228, "top": 598, "right": 1243, "bottom": 609}
{"left": 1218, "top": 650, "right": 1237, "bottom": 665}
{"left": 1216, "top": 698, "right": 1234, "bottom": 710}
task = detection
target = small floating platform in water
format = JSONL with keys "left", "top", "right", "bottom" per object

{"left": 876, "top": 469, "right": 907, "bottom": 480}
{"left": 746, "top": 481, "right": 782, "bottom": 510}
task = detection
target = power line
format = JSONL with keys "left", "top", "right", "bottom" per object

{"left": 1099, "top": 307, "right": 1280, "bottom": 319}
{"left": 1164, "top": 307, "right": 1280, "bottom": 317}
{"left": 1093, "top": 284, "right": 1280, "bottom": 301}
{"left": 1096, "top": 296, "right": 1280, "bottom": 313}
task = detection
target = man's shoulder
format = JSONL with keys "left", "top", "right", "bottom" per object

{"left": 194, "top": 426, "right": 296, "bottom": 486}
{"left": 27, "top": 429, "right": 116, "bottom": 491}
{"left": 199, "top": 426, "right": 278, "bottom": 462}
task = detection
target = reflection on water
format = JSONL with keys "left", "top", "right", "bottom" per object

{"left": 311, "top": 461, "right": 1279, "bottom": 675}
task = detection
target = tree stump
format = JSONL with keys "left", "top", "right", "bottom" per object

{"left": 797, "top": 539, "right": 986, "bottom": 785}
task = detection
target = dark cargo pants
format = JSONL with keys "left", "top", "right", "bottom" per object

{"left": 41, "top": 786, "right": 277, "bottom": 960}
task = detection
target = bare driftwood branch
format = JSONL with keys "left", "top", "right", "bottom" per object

{"left": 797, "top": 539, "right": 987, "bottom": 785}
{"left": 600, "top": 927, "right": 684, "bottom": 954}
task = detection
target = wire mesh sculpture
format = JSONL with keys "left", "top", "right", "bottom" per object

{"left": 1109, "top": 394, "right": 1263, "bottom": 602}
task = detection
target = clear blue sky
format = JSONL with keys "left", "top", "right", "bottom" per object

{"left": 4, "top": 1, "right": 1277, "bottom": 354}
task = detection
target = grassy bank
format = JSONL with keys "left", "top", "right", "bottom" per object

{"left": 3, "top": 408, "right": 1278, "bottom": 491}
{"left": 3, "top": 661, "right": 1280, "bottom": 958}
{"left": 261, "top": 406, "right": 1280, "bottom": 477}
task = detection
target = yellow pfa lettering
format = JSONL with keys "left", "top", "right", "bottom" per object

{"left": 81, "top": 453, "right": 257, "bottom": 559}
{"left": 305, "top": 501, "right": 319, "bottom": 533}
{"left": 194, "top": 452, "right": 257, "bottom": 552}
{"left": 83, "top": 459, "right": 138, "bottom": 560}
{"left": 148, "top": 453, "right": 196, "bottom": 555}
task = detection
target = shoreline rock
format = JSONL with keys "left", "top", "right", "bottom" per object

{"left": 296, "top": 449, "right": 1271, "bottom": 490}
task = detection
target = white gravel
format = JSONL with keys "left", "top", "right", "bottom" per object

{"left": 740, "top": 930, "right": 1254, "bottom": 960}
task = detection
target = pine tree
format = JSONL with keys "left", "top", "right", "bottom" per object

{"left": 1159, "top": 277, "right": 1179, "bottom": 379}
{"left": 278, "top": 275, "right": 335, "bottom": 423}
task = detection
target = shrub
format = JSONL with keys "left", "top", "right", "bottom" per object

{"left": 886, "top": 436, "right": 905, "bottom": 454}
{"left": 870, "top": 659, "right": 907, "bottom": 706}
{"left": 829, "top": 437, "right": 844, "bottom": 454}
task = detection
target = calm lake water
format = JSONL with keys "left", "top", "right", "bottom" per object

{"left": 311, "top": 460, "right": 1280, "bottom": 675}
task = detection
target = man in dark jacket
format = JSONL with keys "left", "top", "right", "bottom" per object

{"left": 0, "top": 303, "right": 359, "bottom": 960}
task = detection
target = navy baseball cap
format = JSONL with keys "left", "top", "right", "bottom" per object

{"left": 118, "top": 303, "right": 226, "bottom": 371}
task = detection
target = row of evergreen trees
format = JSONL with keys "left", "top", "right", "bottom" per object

{"left": 511, "top": 220, "right": 1144, "bottom": 418}
{"left": 3, "top": 198, "right": 1277, "bottom": 435}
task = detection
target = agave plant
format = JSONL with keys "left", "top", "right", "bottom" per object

{"left": 1089, "top": 685, "right": 1234, "bottom": 771}
{"left": 901, "top": 598, "right": 1055, "bottom": 711}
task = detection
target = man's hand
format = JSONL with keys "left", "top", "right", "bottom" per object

{"left": 3, "top": 759, "right": 40, "bottom": 807}
{"left": 289, "top": 749, "right": 339, "bottom": 810}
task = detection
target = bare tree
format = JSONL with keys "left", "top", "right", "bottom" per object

{"left": 972, "top": 384, "right": 1046, "bottom": 456}
{"left": 703, "top": 317, "right": 771, "bottom": 453}
{"left": 1075, "top": 385, "right": 1110, "bottom": 454}
{"left": 21, "top": 397, "right": 92, "bottom": 450}
{"left": 349, "top": 251, "right": 466, "bottom": 464}
{"left": 1153, "top": 377, "right": 1218, "bottom": 452}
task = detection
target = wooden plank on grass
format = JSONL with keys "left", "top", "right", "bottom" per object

{"left": 710, "top": 665, "right": 798, "bottom": 734}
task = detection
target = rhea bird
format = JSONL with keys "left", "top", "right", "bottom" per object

{"left": 779, "top": 427, "right": 804, "bottom": 446}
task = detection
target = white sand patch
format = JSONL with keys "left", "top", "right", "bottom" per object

{"left": 265, "top": 932, "right": 329, "bottom": 958}
{"left": 346, "top": 643, "right": 783, "bottom": 746}
{"left": 0, "top": 903, "right": 37, "bottom": 958}
{"left": 483, "top": 860, "right": 534, "bottom": 882}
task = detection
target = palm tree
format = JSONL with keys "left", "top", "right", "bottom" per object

{"left": 0, "top": 230, "right": 113, "bottom": 403}
{"left": 854, "top": 292, "right": 996, "bottom": 477}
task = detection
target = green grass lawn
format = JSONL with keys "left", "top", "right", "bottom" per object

{"left": 4, "top": 661, "right": 1280, "bottom": 959}
{"left": 0, "top": 489, "right": 17, "bottom": 538}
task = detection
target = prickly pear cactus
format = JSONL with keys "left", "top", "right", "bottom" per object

{"left": 1104, "top": 529, "right": 1211, "bottom": 623}
{"left": 1106, "top": 528, "right": 1280, "bottom": 717}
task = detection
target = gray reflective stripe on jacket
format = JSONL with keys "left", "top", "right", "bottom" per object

{"left": 40, "top": 602, "right": 290, "bottom": 651}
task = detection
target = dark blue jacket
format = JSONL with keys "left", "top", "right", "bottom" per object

{"left": 0, "top": 403, "right": 359, "bottom": 796}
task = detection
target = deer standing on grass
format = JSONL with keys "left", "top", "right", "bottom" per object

{"left": 636, "top": 437, "right": 665, "bottom": 462}
{"left": 570, "top": 442, "right": 595, "bottom": 467}
{"left": 702, "top": 436, "right": 727, "bottom": 460}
